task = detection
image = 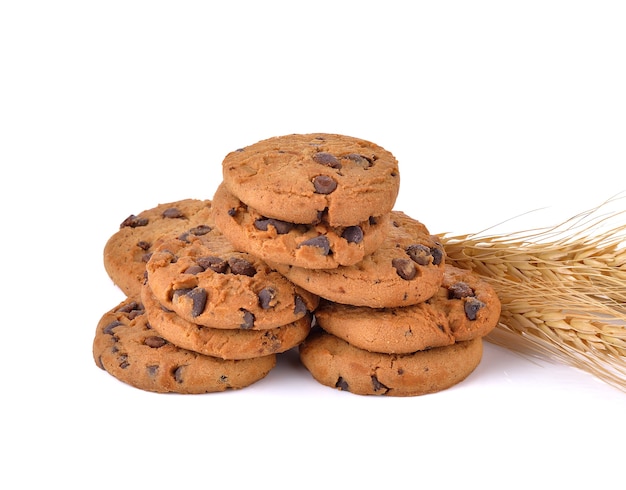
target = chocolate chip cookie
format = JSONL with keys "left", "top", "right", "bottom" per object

{"left": 93, "top": 298, "right": 276, "bottom": 394}
{"left": 145, "top": 230, "right": 320, "bottom": 330}
{"left": 141, "top": 284, "right": 312, "bottom": 359}
{"left": 212, "top": 182, "right": 389, "bottom": 269}
{"left": 299, "top": 328, "right": 483, "bottom": 396}
{"left": 103, "top": 199, "right": 215, "bottom": 298}
{"left": 221, "top": 133, "right": 400, "bottom": 227}
{"left": 268, "top": 211, "right": 445, "bottom": 308}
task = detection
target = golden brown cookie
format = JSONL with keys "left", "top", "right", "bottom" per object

{"left": 299, "top": 328, "right": 483, "bottom": 397}
{"left": 314, "top": 300, "right": 454, "bottom": 354}
{"left": 268, "top": 211, "right": 445, "bottom": 308}
{"left": 427, "top": 265, "right": 502, "bottom": 342}
{"left": 212, "top": 182, "right": 389, "bottom": 269}
{"left": 145, "top": 230, "right": 319, "bottom": 330}
{"left": 93, "top": 298, "right": 276, "bottom": 394}
{"left": 221, "top": 133, "right": 400, "bottom": 227}
{"left": 103, "top": 199, "right": 214, "bottom": 297}
{"left": 141, "top": 284, "right": 312, "bottom": 360}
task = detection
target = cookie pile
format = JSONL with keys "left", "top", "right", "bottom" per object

{"left": 94, "top": 133, "right": 501, "bottom": 396}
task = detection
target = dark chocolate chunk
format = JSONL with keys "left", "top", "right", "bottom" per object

{"left": 254, "top": 217, "right": 294, "bottom": 234}
{"left": 189, "top": 224, "right": 212, "bottom": 236}
{"left": 464, "top": 297, "right": 485, "bottom": 320}
{"left": 341, "top": 225, "right": 364, "bottom": 244}
{"left": 188, "top": 287, "right": 208, "bottom": 317}
{"left": 183, "top": 264, "right": 205, "bottom": 275}
{"left": 240, "top": 309, "right": 255, "bottom": 329}
{"left": 146, "top": 365, "right": 159, "bottom": 377}
{"left": 313, "top": 152, "right": 342, "bottom": 169}
{"left": 298, "top": 235, "right": 331, "bottom": 255}
{"left": 103, "top": 320, "right": 123, "bottom": 335}
{"left": 228, "top": 257, "right": 256, "bottom": 276}
{"left": 448, "top": 281, "right": 474, "bottom": 299}
{"left": 173, "top": 366, "right": 185, "bottom": 383}
{"left": 336, "top": 377, "right": 350, "bottom": 391}
{"left": 392, "top": 258, "right": 417, "bottom": 280}
{"left": 144, "top": 336, "right": 167, "bottom": 348}
{"left": 371, "top": 375, "right": 389, "bottom": 392}
{"left": 162, "top": 207, "right": 185, "bottom": 219}
{"left": 344, "top": 153, "right": 373, "bottom": 168}
{"left": 430, "top": 246, "right": 444, "bottom": 266}
{"left": 294, "top": 295, "right": 307, "bottom": 315}
{"left": 120, "top": 214, "right": 149, "bottom": 228}
{"left": 137, "top": 240, "right": 151, "bottom": 251}
{"left": 119, "top": 355, "right": 130, "bottom": 369}
{"left": 258, "top": 287, "right": 277, "bottom": 309}
{"left": 313, "top": 175, "right": 337, "bottom": 194}
{"left": 406, "top": 244, "right": 432, "bottom": 266}
{"left": 197, "top": 255, "right": 228, "bottom": 273}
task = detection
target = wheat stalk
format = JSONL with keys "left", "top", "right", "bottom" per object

{"left": 440, "top": 194, "right": 626, "bottom": 392}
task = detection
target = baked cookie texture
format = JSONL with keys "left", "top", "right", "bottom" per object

{"left": 93, "top": 298, "right": 276, "bottom": 394}
{"left": 145, "top": 230, "right": 319, "bottom": 329}
{"left": 95, "top": 132, "right": 501, "bottom": 396}
{"left": 299, "top": 328, "right": 483, "bottom": 397}
{"left": 141, "top": 284, "right": 312, "bottom": 360}
{"left": 221, "top": 133, "right": 400, "bottom": 227}
{"left": 212, "top": 182, "right": 390, "bottom": 269}
{"left": 103, "top": 199, "right": 214, "bottom": 298}
{"left": 268, "top": 211, "right": 446, "bottom": 308}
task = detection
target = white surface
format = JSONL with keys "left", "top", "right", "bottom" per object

{"left": 1, "top": 1, "right": 625, "bottom": 488}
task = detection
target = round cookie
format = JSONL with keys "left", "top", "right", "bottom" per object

{"left": 268, "top": 211, "right": 445, "bottom": 308}
{"left": 314, "top": 300, "right": 455, "bottom": 354}
{"left": 299, "top": 329, "right": 483, "bottom": 396}
{"left": 212, "top": 182, "right": 390, "bottom": 269}
{"left": 141, "top": 284, "right": 312, "bottom": 360}
{"left": 146, "top": 230, "right": 320, "bottom": 330}
{"left": 221, "top": 133, "right": 400, "bottom": 227}
{"left": 103, "top": 199, "right": 214, "bottom": 298}
{"left": 93, "top": 298, "right": 276, "bottom": 394}
{"left": 427, "top": 265, "right": 502, "bottom": 342}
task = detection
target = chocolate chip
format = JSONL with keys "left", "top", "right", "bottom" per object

{"left": 119, "top": 355, "right": 129, "bottom": 369}
{"left": 336, "top": 377, "right": 349, "bottom": 391}
{"left": 430, "top": 246, "right": 444, "bottom": 265}
{"left": 144, "top": 336, "right": 167, "bottom": 348}
{"left": 371, "top": 375, "right": 388, "bottom": 392}
{"left": 313, "top": 175, "right": 337, "bottom": 194}
{"left": 162, "top": 207, "right": 185, "bottom": 219}
{"left": 406, "top": 244, "right": 432, "bottom": 266}
{"left": 258, "top": 287, "right": 277, "bottom": 309}
{"left": 344, "top": 153, "right": 373, "bottom": 168}
{"left": 137, "top": 240, "right": 151, "bottom": 251}
{"left": 254, "top": 218, "right": 294, "bottom": 234}
{"left": 183, "top": 264, "right": 205, "bottom": 275}
{"left": 146, "top": 365, "right": 159, "bottom": 377}
{"left": 228, "top": 257, "right": 256, "bottom": 276}
{"left": 240, "top": 309, "right": 255, "bottom": 329}
{"left": 173, "top": 366, "right": 185, "bottom": 383}
{"left": 448, "top": 282, "right": 474, "bottom": 299}
{"left": 228, "top": 207, "right": 237, "bottom": 217}
{"left": 294, "top": 295, "right": 307, "bottom": 315}
{"left": 103, "top": 320, "right": 123, "bottom": 335}
{"left": 341, "top": 226, "right": 363, "bottom": 244}
{"left": 313, "top": 152, "right": 342, "bottom": 169}
{"left": 120, "top": 215, "right": 148, "bottom": 228}
{"left": 298, "top": 235, "right": 331, "bottom": 255}
{"left": 189, "top": 224, "right": 212, "bottom": 236}
{"left": 188, "top": 287, "right": 208, "bottom": 317}
{"left": 117, "top": 301, "right": 143, "bottom": 315}
{"left": 464, "top": 297, "right": 485, "bottom": 320}
{"left": 392, "top": 258, "right": 417, "bottom": 280}
{"left": 197, "top": 255, "right": 228, "bottom": 273}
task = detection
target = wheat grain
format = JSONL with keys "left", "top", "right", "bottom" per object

{"left": 440, "top": 194, "right": 626, "bottom": 392}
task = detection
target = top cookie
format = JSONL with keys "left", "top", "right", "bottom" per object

{"left": 103, "top": 199, "right": 214, "bottom": 298}
{"left": 221, "top": 133, "right": 400, "bottom": 227}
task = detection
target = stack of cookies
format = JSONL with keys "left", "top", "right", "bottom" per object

{"left": 94, "top": 133, "right": 501, "bottom": 396}
{"left": 95, "top": 198, "right": 319, "bottom": 394}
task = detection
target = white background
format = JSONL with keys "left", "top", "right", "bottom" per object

{"left": 2, "top": 1, "right": 625, "bottom": 488}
